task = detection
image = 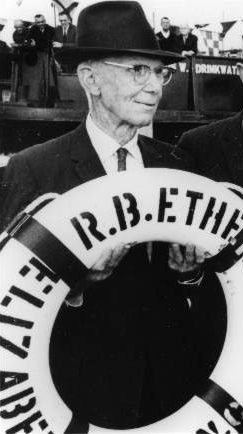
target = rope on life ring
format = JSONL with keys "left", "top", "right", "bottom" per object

{"left": 0, "top": 168, "right": 243, "bottom": 434}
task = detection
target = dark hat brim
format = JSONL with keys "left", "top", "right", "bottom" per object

{"left": 55, "top": 47, "right": 185, "bottom": 67}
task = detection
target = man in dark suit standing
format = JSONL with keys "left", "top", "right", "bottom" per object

{"left": 1, "top": 2, "right": 206, "bottom": 432}
{"left": 53, "top": 12, "right": 76, "bottom": 72}
{"left": 176, "top": 63, "right": 243, "bottom": 387}
{"left": 53, "top": 12, "right": 76, "bottom": 49}
{"left": 177, "top": 63, "right": 243, "bottom": 185}
{"left": 26, "top": 14, "right": 57, "bottom": 105}
{"left": 156, "top": 17, "right": 178, "bottom": 52}
{"left": 176, "top": 23, "right": 198, "bottom": 56}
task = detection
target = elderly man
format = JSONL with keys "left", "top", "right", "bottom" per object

{"left": 12, "top": 19, "right": 28, "bottom": 46}
{"left": 176, "top": 23, "right": 198, "bottom": 57}
{"left": 1, "top": 2, "right": 206, "bottom": 432}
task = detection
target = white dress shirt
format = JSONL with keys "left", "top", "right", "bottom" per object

{"left": 86, "top": 114, "right": 144, "bottom": 173}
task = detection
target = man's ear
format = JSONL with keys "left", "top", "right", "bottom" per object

{"left": 77, "top": 63, "right": 101, "bottom": 96}
{"left": 237, "top": 63, "right": 243, "bottom": 83}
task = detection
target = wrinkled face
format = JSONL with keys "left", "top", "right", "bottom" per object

{"left": 161, "top": 18, "right": 170, "bottom": 31}
{"left": 180, "top": 25, "right": 190, "bottom": 36}
{"left": 96, "top": 55, "right": 163, "bottom": 128}
{"left": 35, "top": 16, "right": 46, "bottom": 30}
{"left": 59, "top": 14, "right": 69, "bottom": 29}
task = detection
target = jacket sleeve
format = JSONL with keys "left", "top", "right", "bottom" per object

{"left": 0, "top": 153, "right": 42, "bottom": 232}
{"left": 191, "top": 34, "right": 198, "bottom": 54}
{"left": 177, "top": 131, "right": 198, "bottom": 162}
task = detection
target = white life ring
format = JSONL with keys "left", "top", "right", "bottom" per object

{"left": 0, "top": 168, "right": 243, "bottom": 434}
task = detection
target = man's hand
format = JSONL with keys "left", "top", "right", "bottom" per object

{"left": 65, "top": 243, "right": 133, "bottom": 306}
{"left": 182, "top": 50, "right": 195, "bottom": 57}
{"left": 53, "top": 41, "right": 63, "bottom": 48}
{"left": 86, "top": 243, "right": 133, "bottom": 283}
{"left": 168, "top": 243, "right": 205, "bottom": 280}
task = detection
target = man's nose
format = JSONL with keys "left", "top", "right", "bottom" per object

{"left": 144, "top": 72, "right": 162, "bottom": 95}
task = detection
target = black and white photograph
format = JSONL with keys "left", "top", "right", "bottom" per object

{"left": 0, "top": 0, "right": 243, "bottom": 433}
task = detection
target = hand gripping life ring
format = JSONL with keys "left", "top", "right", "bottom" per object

{"left": 1, "top": 168, "right": 243, "bottom": 434}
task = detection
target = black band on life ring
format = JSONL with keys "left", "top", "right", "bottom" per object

{"left": 207, "top": 228, "right": 243, "bottom": 273}
{"left": 197, "top": 379, "right": 243, "bottom": 432}
{"left": 5, "top": 213, "right": 88, "bottom": 289}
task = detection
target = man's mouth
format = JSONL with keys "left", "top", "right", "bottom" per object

{"left": 136, "top": 101, "right": 158, "bottom": 109}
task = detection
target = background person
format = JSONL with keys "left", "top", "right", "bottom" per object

{"left": 12, "top": 19, "right": 28, "bottom": 46}
{"left": 156, "top": 17, "right": 179, "bottom": 53}
{"left": 176, "top": 23, "right": 198, "bottom": 56}
{"left": 53, "top": 12, "right": 76, "bottom": 72}
{"left": 26, "top": 14, "right": 58, "bottom": 106}
{"left": 175, "top": 64, "right": 243, "bottom": 380}
{"left": 11, "top": 19, "right": 34, "bottom": 100}
{"left": 1, "top": 2, "right": 209, "bottom": 432}
{"left": 53, "top": 12, "right": 76, "bottom": 49}
{"left": 178, "top": 63, "right": 243, "bottom": 186}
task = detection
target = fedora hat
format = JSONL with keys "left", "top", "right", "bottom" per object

{"left": 55, "top": 1, "right": 184, "bottom": 66}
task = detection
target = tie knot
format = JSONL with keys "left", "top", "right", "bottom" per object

{"left": 117, "top": 147, "right": 128, "bottom": 171}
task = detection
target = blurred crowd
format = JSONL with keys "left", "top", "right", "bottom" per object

{"left": 0, "top": 12, "right": 199, "bottom": 106}
{"left": 156, "top": 17, "right": 198, "bottom": 57}
{"left": 0, "top": 12, "right": 77, "bottom": 106}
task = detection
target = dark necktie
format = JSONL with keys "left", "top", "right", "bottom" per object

{"left": 63, "top": 29, "right": 67, "bottom": 43}
{"left": 117, "top": 147, "right": 128, "bottom": 171}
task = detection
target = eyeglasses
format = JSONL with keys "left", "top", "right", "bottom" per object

{"left": 103, "top": 61, "right": 175, "bottom": 86}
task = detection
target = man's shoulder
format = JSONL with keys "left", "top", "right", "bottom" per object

{"left": 140, "top": 135, "right": 174, "bottom": 151}
{"left": 12, "top": 125, "right": 83, "bottom": 166}
{"left": 170, "top": 31, "right": 177, "bottom": 39}
{"left": 180, "top": 112, "right": 242, "bottom": 143}
{"left": 46, "top": 24, "right": 55, "bottom": 35}
{"left": 189, "top": 33, "right": 198, "bottom": 41}
{"left": 139, "top": 135, "right": 193, "bottom": 170}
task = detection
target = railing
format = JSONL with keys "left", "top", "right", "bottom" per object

{"left": 1, "top": 55, "right": 243, "bottom": 115}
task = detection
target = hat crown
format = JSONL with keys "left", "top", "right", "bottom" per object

{"left": 77, "top": 1, "right": 159, "bottom": 52}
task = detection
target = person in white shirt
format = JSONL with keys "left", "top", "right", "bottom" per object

{"left": 53, "top": 12, "right": 76, "bottom": 50}
{"left": 156, "top": 17, "right": 179, "bottom": 52}
{"left": 1, "top": 2, "right": 211, "bottom": 432}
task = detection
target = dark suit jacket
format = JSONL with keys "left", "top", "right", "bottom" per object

{"left": 28, "top": 24, "right": 55, "bottom": 52}
{"left": 176, "top": 33, "right": 198, "bottom": 54}
{"left": 178, "top": 111, "right": 243, "bottom": 186}
{"left": 156, "top": 31, "right": 179, "bottom": 52}
{"left": 54, "top": 24, "right": 76, "bottom": 48}
{"left": 1, "top": 124, "right": 205, "bottom": 430}
{"left": 0, "top": 40, "right": 10, "bottom": 52}
{"left": 176, "top": 114, "right": 243, "bottom": 388}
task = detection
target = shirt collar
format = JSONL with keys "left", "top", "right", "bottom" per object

{"left": 161, "top": 29, "right": 170, "bottom": 38}
{"left": 63, "top": 25, "right": 69, "bottom": 33}
{"left": 86, "top": 114, "right": 140, "bottom": 163}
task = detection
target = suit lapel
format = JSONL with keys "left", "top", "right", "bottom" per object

{"left": 70, "top": 122, "right": 107, "bottom": 184}
{"left": 138, "top": 136, "right": 164, "bottom": 167}
{"left": 221, "top": 112, "right": 243, "bottom": 186}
